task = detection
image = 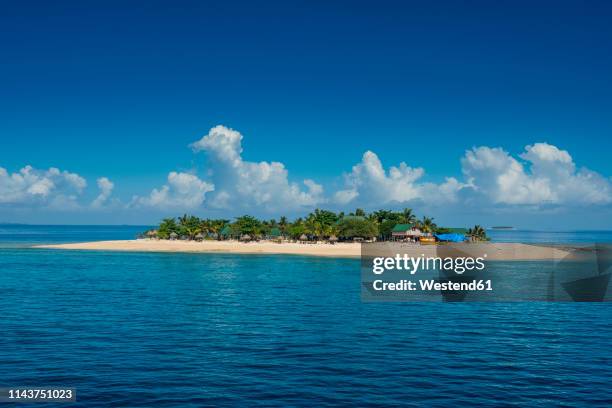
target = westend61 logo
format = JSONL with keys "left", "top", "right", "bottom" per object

{"left": 361, "top": 242, "right": 612, "bottom": 302}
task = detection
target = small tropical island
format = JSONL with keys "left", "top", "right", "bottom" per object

{"left": 37, "top": 208, "right": 573, "bottom": 260}
{"left": 140, "top": 208, "right": 488, "bottom": 244}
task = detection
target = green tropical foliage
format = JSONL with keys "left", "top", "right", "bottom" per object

{"left": 233, "top": 215, "right": 262, "bottom": 236}
{"left": 157, "top": 218, "right": 179, "bottom": 239}
{"left": 337, "top": 216, "right": 378, "bottom": 239}
{"left": 148, "top": 207, "right": 479, "bottom": 242}
{"left": 304, "top": 209, "right": 339, "bottom": 239}
{"left": 287, "top": 218, "right": 307, "bottom": 239}
{"left": 370, "top": 208, "right": 415, "bottom": 239}
{"left": 400, "top": 208, "right": 416, "bottom": 224}
{"left": 417, "top": 216, "right": 437, "bottom": 233}
{"left": 467, "top": 225, "right": 488, "bottom": 241}
{"left": 178, "top": 214, "right": 201, "bottom": 239}
{"left": 350, "top": 208, "right": 366, "bottom": 217}
{"left": 278, "top": 216, "right": 289, "bottom": 234}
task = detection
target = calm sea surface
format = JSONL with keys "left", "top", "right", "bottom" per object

{"left": 0, "top": 225, "right": 611, "bottom": 407}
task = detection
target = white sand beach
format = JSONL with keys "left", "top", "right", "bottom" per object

{"left": 37, "top": 239, "right": 363, "bottom": 257}
{"left": 36, "top": 239, "right": 575, "bottom": 260}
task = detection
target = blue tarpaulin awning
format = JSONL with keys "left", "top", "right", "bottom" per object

{"left": 435, "top": 233, "right": 466, "bottom": 242}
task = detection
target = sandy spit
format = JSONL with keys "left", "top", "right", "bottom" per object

{"left": 35, "top": 240, "right": 575, "bottom": 260}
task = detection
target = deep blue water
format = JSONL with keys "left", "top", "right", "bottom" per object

{"left": 0, "top": 224, "right": 150, "bottom": 247}
{"left": 2, "top": 224, "right": 612, "bottom": 245}
{"left": 0, "top": 226, "right": 611, "bottom": 407}
{"left": 487, "top": 229, "right": 612, "bottom": 243}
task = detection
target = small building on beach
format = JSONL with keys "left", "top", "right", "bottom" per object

{"left": 391, "top": 224, "right": 422, "bottom": 241}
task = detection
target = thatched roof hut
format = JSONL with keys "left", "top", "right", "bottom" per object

{"left": 299, "top": 234, "right": 308, "bottom": 241}
{"left": 240, "top": 234, "right": 251, "bottom": 241}
{"left": 146, "top": 229, "right": 158, "bottom": 238}
{"left": 169, "top": 232, "right": 178, "bottom": 240}
{"left": 195, "top": 232, "right": 204, "bottom": 241}
{"left": 328, "top": 235, "right": 338, "bottom": 242}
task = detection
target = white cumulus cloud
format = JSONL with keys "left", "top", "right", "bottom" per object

{"left": 461, "top": 143, "right": 612, "bottom": 205}
{"left": 334, "top": 150, "right": 462, "bottom": 206}
{"left": 0, "top": 165, "right": 87, "bottom": 206}
{"left": 7, "top": 133, "right": 607, "bottom": 222}
{"left": 91, "top": 177, "right": 115, "bottom": 208}
{"left": 190, "top": 125, "right": 324, "bottom": 211}
{"left": 132, "top": 171, "right": 214, "bottom": 209}
{"left": 331, "top": 142, "right": 611, "bottom": 210}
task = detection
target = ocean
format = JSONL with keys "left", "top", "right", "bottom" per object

{"left": 1, "top": 225, "right": 611, "bottom": 407}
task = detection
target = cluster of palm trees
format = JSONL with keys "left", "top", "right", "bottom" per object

{"left": 155, "top": 215, "right": 229, "bottom": 240}
{"left": 146, "top": 208, "right": 488, "bottom": 242}
{"left": 367, "top": 208, "right": 437, "bottom": 237}
{"left": 467, "top": 225, "right": 487, "bottom": 241}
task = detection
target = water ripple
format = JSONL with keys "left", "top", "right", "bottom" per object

{"left": 0, "top": 249, "right": 610, "bottom": 407}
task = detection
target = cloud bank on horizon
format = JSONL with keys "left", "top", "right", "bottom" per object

{"left": 1, "top": 125, "right": 611, "bottom": 221}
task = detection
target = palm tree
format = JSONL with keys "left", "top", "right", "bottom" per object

{"left": 372, "top": 209, "right": 394, "bottom": 223}
{"left": 199, "top": 219, "right": 212, "bottom": 237}
{"left": 468, "top": 225, "right": 487, "bottom": 241}
{"left": 351, "top": 208, "right": 366, "bottom": 217}
{"left": 323, "top": 223, "right": 339, "bottom": 241}
{"left": 288, "top": 218, "right": 306, "bottom": 240}
{"left": 418, "top": 216, "right": 437, "bottom": 234}
{"left": 279, "top": 216, "right": 288, "bottom": 235}
{"left": 303, "top": 209, "right": 339, "bottom": 239}
{"left": 261, "top": 219, "right": 270, "bottom": 233}
{"left": 234, "top": 215, "right": 262, "bottom": 237}
{"left": 400, "top": 208, "right": 416, "bottom": 225}
{"left": 158, "top": 217, "right": 178, "bottom": 239}
{"left": 178, "top": 214, "right": 201, "bottom": 239}
{"left": 366, "top": 212, "right": 378, "bottom": 224}
{"left": 304, "top": 214, "right": 320, "bottom": 239}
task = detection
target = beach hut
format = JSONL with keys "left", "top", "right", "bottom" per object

{"left": 391, "top": 224, "right": 422, "bottom": 241}
{"left": 328, "top": 235, "right": 338, "bottom": 244}
{"left": 169, "top": 232, "right": 178, "bottom": 241}
{"left": 240, "top": 234, "right": 252, "bottom": 242}
{"left": 194, "top": 232, "right": 204, "bottom": 242}
{"left": 145, "top": 229, "right": 158, "bottom": 239}
{"left": 299, "top": 234, "right": 308, "bottom": 243}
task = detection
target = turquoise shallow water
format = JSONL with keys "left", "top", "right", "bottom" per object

{"left": 1, "top": 226, "right": 611, "bottom": 406}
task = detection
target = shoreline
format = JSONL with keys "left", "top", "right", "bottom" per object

{"left": 36, "top": 239, "right": 362, "bottom": 258}
{"left": 34, "top": 239, "right": 576, "bottom": 260}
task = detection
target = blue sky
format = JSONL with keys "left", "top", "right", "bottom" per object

{"left": 1, "top": 1, "right": 612, "bottom": 228}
